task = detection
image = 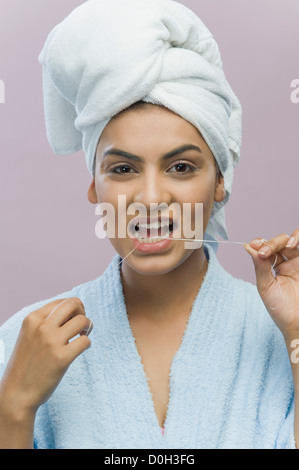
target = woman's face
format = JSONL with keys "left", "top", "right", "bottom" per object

{"left": 88, "top": 104, "right": 225, "bottom": 275}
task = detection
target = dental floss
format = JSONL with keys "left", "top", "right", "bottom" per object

{"left": 116, "top": 236, "right": 286, "bottom": 311}
{"left": 160, "top": 237, "right": 246, "bottom": 245}
{"left": 119, "top": 236, "right": 282, "bottom": 270}
{"left": 160, "top": 237, "right": 283, "bottom": 311}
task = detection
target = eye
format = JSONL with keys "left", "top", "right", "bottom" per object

{"left": 108, "top": 161, "right": 197, "bottom": 175}
{"left": 167, "top": 161, "right": 197, "bottom": 174}
{"left": 108, "top": 164, "right": 135, "bottom": 174}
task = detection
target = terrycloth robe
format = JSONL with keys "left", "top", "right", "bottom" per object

{"left": 0, "top": 244, "right": 296, "bottom": 449}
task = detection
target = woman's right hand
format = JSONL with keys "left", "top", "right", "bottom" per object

{"left": 0, "top": 297, "right": 92, "bottom": 417}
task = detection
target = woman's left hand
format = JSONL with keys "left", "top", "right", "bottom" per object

{"left": 244, "top": 230, "right": 299, "bottom": 340}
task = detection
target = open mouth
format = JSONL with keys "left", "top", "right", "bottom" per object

{"left": 129, "top": 218, "right": 175, "bottom": 243}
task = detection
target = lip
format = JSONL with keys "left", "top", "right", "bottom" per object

{"left": 131, "top": 231, "right": 174, "bottom": 253}
{"left": 128, "top": 215, "right": 177, "bottom": 253}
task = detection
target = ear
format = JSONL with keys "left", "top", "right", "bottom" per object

{"left": 87, "top": 178, "right": 98, "bottom": 204}
{"left": 214, "top": 173, "right": 226, "bottom": 203}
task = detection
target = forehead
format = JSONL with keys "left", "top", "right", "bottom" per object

{"left": 97, "top": 103, "right": 208, "bottom": 152}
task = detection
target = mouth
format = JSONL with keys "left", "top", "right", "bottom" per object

{"left": 128, "top": 217, "right": 175, "bottom": 244}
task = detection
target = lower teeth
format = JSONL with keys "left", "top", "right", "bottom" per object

{"left": 137, "top": 237, "right": 164, "bottom": 244}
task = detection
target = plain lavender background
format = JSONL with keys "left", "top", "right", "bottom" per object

{"left": 0, "top": 0, "right": 298, "bottom": 326}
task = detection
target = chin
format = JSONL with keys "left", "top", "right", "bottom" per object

{"left": 119, "top": 245, "right": 194, "bottom": 276}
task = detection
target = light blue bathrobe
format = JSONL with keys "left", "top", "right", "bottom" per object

{"left": 0, "top": 245, "right": 296, "bottom": 449}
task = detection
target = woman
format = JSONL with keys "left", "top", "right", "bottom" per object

{"left": 0, "top": 0, "right": 298, "bottom": 449}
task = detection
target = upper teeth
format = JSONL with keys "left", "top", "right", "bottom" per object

{"left": 136, "top": 221, "right": 172, "bottom": 230}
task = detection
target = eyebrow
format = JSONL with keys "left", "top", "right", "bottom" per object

{"left": 102, "top": 144, "right": 202, "bottom": 162}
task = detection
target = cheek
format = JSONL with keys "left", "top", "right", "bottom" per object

{"left": 95, "top": 177, "right": 129, "bottom": 206}
{"left": 176, "top": 176, "right": 216, "bottom": 206}
{"left": 177, "top": 178, "right": 216, "bottom": 231}
{"left": 95, "top": 179, "right": 134, "bottom": 239}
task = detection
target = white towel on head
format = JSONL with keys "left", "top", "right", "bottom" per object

{"left": 38, "top": 0, "right": 242, "bottom": 243}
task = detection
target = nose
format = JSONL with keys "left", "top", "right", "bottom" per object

{"left": 133, "top": 170, "right": 172, "bottom": 211}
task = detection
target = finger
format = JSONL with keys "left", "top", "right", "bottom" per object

{"left": 244, "top": 243, "right": 276, "bottom": 295}
{"left": 64, "top": 334, "right": 91, "bottom": 363}
{"left": 285, "top": 229, "right": 299, "bottom": 249}
{"left": 280, "top": 229, "right": 299, "bottom": 260}
{"left": 254, "top": 234, "right": 290, "bottom": 259}
{"left": 248, "top": 238, "right": 285, "bottom": 269}
{"left": 45, "top": 297, "right": 86, "bottom": 327}
{"left": 273, "top": 256, "right": 299, "bottom": 278}
{"left": 82, "top": 320, "right": 93, "bottom": 337}
{"left": 59, "top": 315, "right": 92, "bottom": 343}
{"left": 248, "top": 238, "right": 266, "bottom": 250}
{"left": 271, "top": 252, "right": 288, "bottom": 268}
{"left": 280, "top": 246, "right": 299, "bottom": 261}
{"left": 257, "top": 233, "right": 299, "bottom": 262}
{"left": 29, "top": 299, "right": 69, "bottom": 324}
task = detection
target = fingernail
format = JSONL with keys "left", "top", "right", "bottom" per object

{"left": 258, "top": 246, "right": 271, "bottom": 256}
{"left": 250, "top": 239, "right": 263, "bottom": 247}
{"left": 286, "top": 236, "right": 296, "bottom": 248}
{"left": 86, "top": 321, "right": 93, "bottom": 337}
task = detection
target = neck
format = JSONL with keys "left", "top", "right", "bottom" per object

{"left": 120, "top": 248, "right": 208, "bottom": 322}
